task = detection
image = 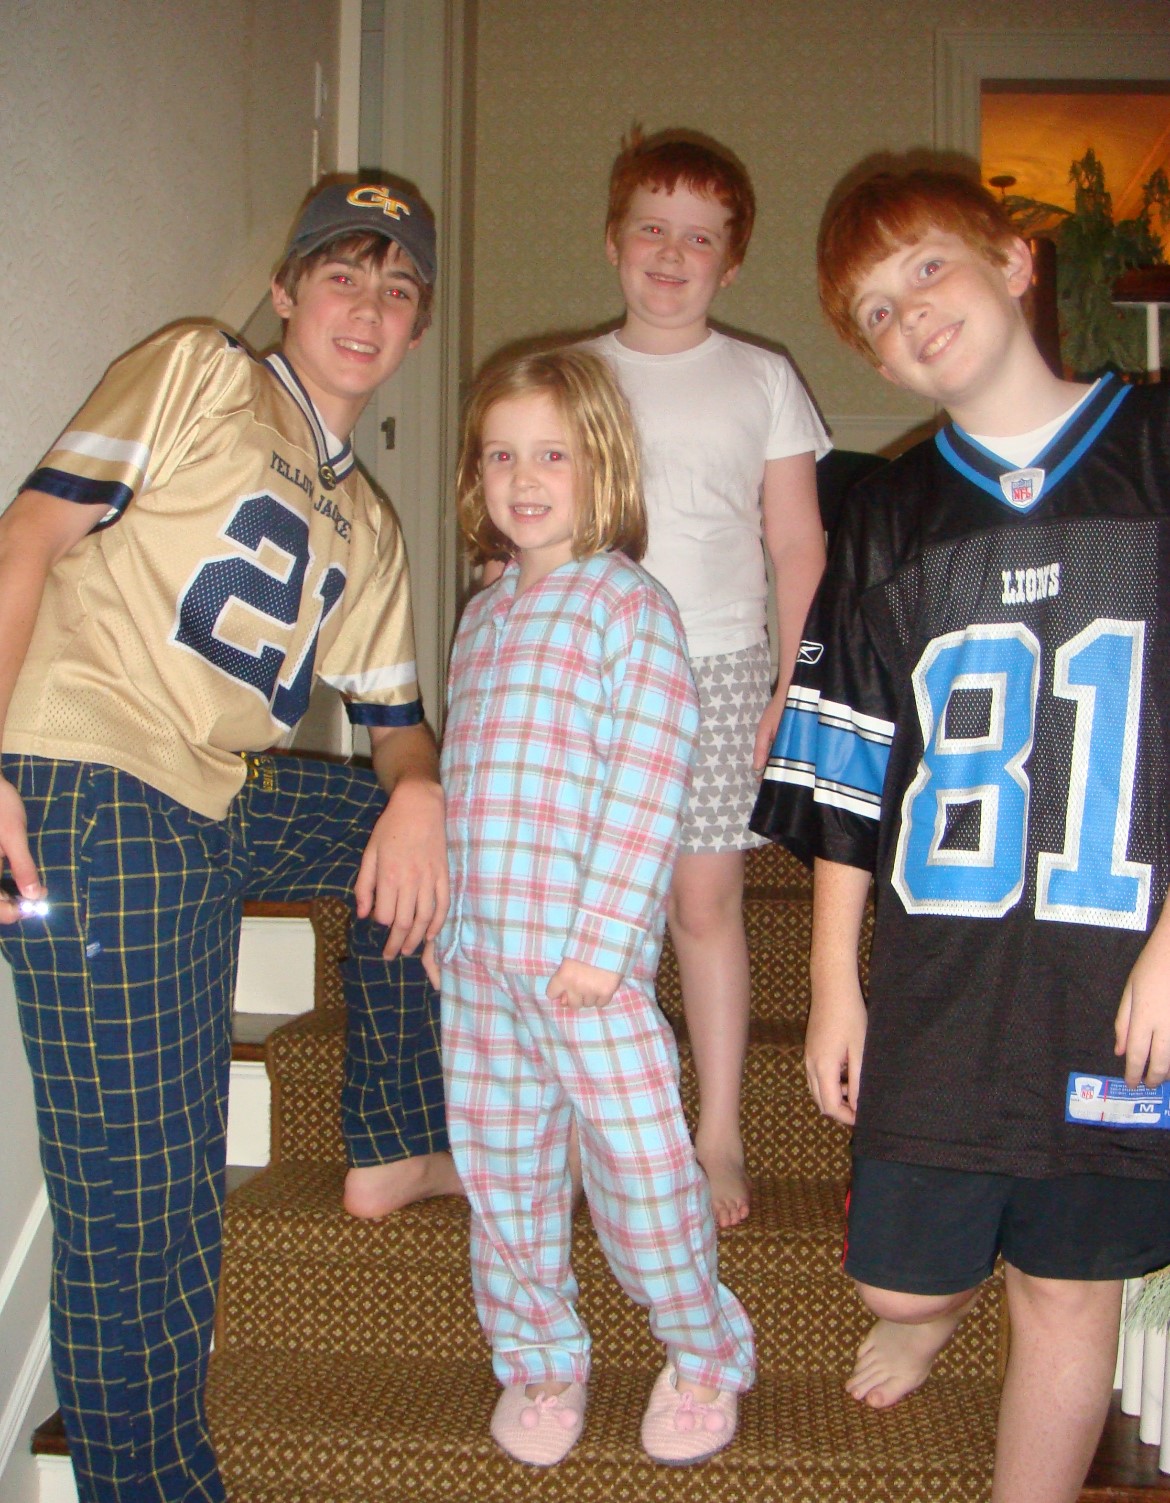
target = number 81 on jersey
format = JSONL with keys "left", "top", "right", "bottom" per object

{"left": 892, "top": 620, "right": 1151, "bottom": 931}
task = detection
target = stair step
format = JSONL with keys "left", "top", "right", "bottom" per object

{"left": 219, "top": 1162, "right": 1002, "bottom": 1381}
{"left": 744, "top": 842, "right": 812, "bottom": 892}
{"left": 35, "top": 1394, "right": 1170, "bottom": 1503}
{"left": 266, "top": 1013, "right": 851, "bottom": 1179}
{"left": 232, "top": 1011, "right": 301, "bottom": 1062}
{"left": 206, "top": 1348, "right": 999, "bottom": 1503}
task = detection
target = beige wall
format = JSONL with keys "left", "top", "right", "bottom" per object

{"left": 1, "top": 0, "right": 343, "bottom": 506}
{"left": 471, "top": 0, "right": 1170, "bottom": 449}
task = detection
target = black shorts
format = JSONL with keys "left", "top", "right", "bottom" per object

{"left": 844, "top": 1157, "right": 1170, "bottom": 1295}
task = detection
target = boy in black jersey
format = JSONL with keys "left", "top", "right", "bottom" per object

{"left": 752, "top": 167, "right": 1170, "bottom": 1503}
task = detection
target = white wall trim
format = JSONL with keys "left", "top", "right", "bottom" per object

{"left": 0, "top": 1307, "right": 50, "bottom": 1477}
{"left": 361, "top": 0, "right": 468, "bottom": 728}
{"left": 337, "top": 0, "right": 362, "bottom": 173}
{"left": 0, "top": 1186, "right": 49, "bottom": 1324}
{"left": 935, "top": 29, "right": 1170, "bottom": 158}
{"left": 0, "top": 1188, "right": 52, "bottom": 1482}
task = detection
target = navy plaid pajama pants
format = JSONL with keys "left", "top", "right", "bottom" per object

{"left": 0, "top": 753, "right": 447, "bottom": 1503}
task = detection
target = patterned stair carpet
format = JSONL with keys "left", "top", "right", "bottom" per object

{"left": 208, "top": 844, "right": 1003, "bottom": 1502}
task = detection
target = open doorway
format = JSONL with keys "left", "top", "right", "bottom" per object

{"left": 935, "top": 30, "right": 1170, "bottom": 381}
{"left": 981, "top": 80, "right": 1170, "bottom": 378}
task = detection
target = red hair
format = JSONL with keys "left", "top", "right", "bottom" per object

{"left": 605, "top": 126, "right": 756, "bottom": 268}
{"left": 819, "top": 168, "right": 1016, "bottom": 357}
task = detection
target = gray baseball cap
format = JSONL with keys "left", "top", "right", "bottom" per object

{"left": 287, "top": 181, "right": 437, "bottom": 285}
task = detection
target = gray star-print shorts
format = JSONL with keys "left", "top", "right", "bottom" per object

{"left": 679, "top": 640, "right": 772, "bottom": 855}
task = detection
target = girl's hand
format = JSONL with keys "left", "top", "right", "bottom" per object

{"left": 547, "top": 958, "right": 621, "bottom": 1008}
{"left": 753, "top": 683, "right": 788, "bottom": 774}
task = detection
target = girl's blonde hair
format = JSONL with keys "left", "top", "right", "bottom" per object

{"left": 456, "top": 348, "right": 647, "bottom": 567}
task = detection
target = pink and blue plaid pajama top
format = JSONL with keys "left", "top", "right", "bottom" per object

{"left": 438, "top": 551, "right": 756, "bottom": 1393}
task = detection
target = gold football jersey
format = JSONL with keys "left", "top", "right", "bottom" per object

{"left": 6, "top": 325, "right": 422, "bottom": 819}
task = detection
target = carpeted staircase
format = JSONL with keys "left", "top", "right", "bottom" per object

{"left": 204, "top": 842, "right": 1010, "bottom": 1502}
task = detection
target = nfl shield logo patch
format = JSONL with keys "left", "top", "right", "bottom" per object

{"left": 999, "top": 466, "right": 1046, "bottom": 510}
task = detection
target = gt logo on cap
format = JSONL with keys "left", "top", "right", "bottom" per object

{"left": 347, "top": 186, "right": 412, "bottom": 220}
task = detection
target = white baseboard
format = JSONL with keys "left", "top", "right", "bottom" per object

{"left": 0, "top": 1307, "right": 50, "bottom": 1471}
{"left": 0, "top": 1190, "right": 51, "bottom": 1463}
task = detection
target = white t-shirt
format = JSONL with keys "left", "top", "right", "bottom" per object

{"left": 967, "top": 383, "right": 1096, "bottom": 468}
{"left": 586, "top": 329, "right": 830, "bottom": 658}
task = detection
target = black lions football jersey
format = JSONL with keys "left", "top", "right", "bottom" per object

{"left": 753, "top": 375, "right": 1170, "bottom": 1177}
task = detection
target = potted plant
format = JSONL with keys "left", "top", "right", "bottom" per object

{"left": 1005, "top": 149, "right": 1170, "bottom": 379}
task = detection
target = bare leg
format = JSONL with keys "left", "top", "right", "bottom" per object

{"left": 991, "top": 1267, "right": 1120, "bottom": 1503}
{"left": 848, "top": 1281, "right": 980, "bottom": 1408}
{"left": 668, "top": 849, "right": 752, "bottom": 1228}
{"left": 343, "top": 1151, "right": 462, "bottom": 1218}
{"left": 568, "top": 1116, "right": 583, "bottom": 1210}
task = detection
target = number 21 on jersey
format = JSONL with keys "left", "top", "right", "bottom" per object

{"left": 171, "top": 492, "right": 345, "bottom": 730}
{"left": 893, "top": 619, "right": 1151, "bottom": 931}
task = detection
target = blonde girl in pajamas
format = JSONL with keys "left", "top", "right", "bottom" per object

{"left": 427, "top": 349, "right": 754, "bottom": 1470}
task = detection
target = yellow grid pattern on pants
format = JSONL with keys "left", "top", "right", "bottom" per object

{"left": 1, "top": 752, "right": 446, "bottom": 1503}
{"left": 442, "top": 953, "right": 755, "bottom": 1394}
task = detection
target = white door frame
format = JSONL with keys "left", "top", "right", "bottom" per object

{"left": 355, "top": 0, "right": 469, "bottom": 733}
{"left": 935, "top": 29, "right": 1170, "bottom": 158}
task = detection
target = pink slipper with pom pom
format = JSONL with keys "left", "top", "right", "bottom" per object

{"left": 490, "top": 1381, "right": 587, "bottom": 1467}
{"left": 640, "top": 1362, "right": 738, "bottom": 1465}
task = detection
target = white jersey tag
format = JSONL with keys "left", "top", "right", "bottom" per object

{"left": 999, "top": 467, "right": 1046, "bottom": 510}
{"left": 1065, "top": 1072, "right": 1170, "bottom": 1128}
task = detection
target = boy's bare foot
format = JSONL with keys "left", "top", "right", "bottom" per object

{"left": 343, "top": 1150, "right": 462, "bottom": 1219}
{"left": 845, "top": 1308, "right": 968, "bottom": 1409}
{"left": 697, "top": 1145, "right": 751, "bottom": 1228}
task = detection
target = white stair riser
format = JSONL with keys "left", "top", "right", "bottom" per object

{"left": 235, "top": 917, "right": 316, "bottom": 1015}
{"left": 36, "top": 1455, "right": 77, "bottom": 1503}
{"left": 226, "top": 1061, "right": 272, "bottom": 1169}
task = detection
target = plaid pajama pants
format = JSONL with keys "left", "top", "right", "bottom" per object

{"left": 442, "top": 953, "right": 755, "bottom": 1392}
{"left": 1, "top": 753, "right": 446, "bottom": 1503}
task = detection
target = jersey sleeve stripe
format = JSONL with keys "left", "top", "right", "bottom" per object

{"left": 813, "top": 781, "right": 883, "bottom": 819}
{"left": 319, "top": 661, "right": 418, "bottom": 696}
{"left": 762, "top": 688, "right": 891, "bottom": 823}
{"left": 813, "top": 719, "right": 890, "bottom": 811}
{"left": 346, "top": 699, "right": 424, "bottom": 727}
{"left": 25, "top": 467, "right": 134, "bottom": 516}
{"left": 55, "top": 429, "right": 151, "bottom": 471}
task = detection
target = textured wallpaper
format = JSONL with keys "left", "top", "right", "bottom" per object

{"left": 471, "top": 0, "right": 1170, "bottom": 450}
{"left": 1, "top": 0, "right": 341, "bottom": 504}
